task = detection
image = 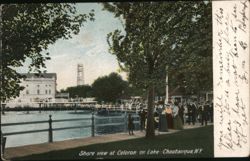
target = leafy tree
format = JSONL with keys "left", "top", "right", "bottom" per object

{"left": 103, "top": 1, "right": 212, "bottom": 137}
{"left": 167, "top": 1, "right": 212, "bottom": 98}
{"left": 62, "top": 85, "right": 93, "bottom": 98}
{"left": 0, "top": 4, "right": 94, "bottom": 102}
{"left": 92, "top": 72, "right": 128, "bottom": 103}
{"left": 125, "top": 84, "right": 145, "bottom": 98}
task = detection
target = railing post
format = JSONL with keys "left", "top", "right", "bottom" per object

{"left": 39, "top": 103, "right": 41, "bottom": 113}
{"left": 124, "top": 112, "right": 127, "bottom": 132}
{"left": 91, "top": 112, "right": 95, "bottom": 137}
{"left": 48, "top": 115, "right": 53, "bottom": 143}
{"left": 1, "top": 104, "right": 5, "bottom": 115}
{"left": 1, "top": 130, "right": 6, "bottom": 156}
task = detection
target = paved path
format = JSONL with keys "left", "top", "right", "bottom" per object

{"left": 3, "top": 123, "right": 212, "bottom": 160}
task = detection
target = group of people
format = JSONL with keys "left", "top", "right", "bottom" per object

{"left": 127, "top": 100, "right": 213, "bottom": 135}
{"left": 158, "top": 101, "right": 184, "bottom": 132}
{"left": 183, "top": 101, "right": 213, "bottom": 126}
{"left": 156, "top": 101, "right": 213, "bottom": 128}
{"left": 127, "top": 109, "right": 147, "bottom": 135}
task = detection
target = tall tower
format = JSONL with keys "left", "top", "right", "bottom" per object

{"left": 77, "top": 64, "right": 84, "bottom": 86}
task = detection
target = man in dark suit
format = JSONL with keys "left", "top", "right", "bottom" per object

{"left": 187, "top": 103, "right": 192, "bottom": 125}
{"left": 178, "top": 103, "right": 185, "bottom": 125}
{"left": 191, "top": 103, "right": 197, "bottom": 125}
{"left": 210, "top": 102, "right": 213, "bottom": 123}
{"left": 201, "top": 101, "right": 209, "bottom": 126}
{"left": 139, "top": 109, "right": 146, "bottom": 131}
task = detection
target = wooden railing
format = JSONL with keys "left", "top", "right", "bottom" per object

{"left": 1, "top": 113, "right": 140, "bottom": 152}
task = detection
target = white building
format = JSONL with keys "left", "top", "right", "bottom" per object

{"left": 6, "top": 73, "right": 57, "bottom": 107}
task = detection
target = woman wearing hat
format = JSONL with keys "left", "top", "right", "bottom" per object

{"left": 158, "top": 106, "right": 168, "bottom": 132}
{"left": 165, "top": 103, "right": 173, "bottom": 129}
{"left": 173, "top": 102, "right": 183, "bottom": 130}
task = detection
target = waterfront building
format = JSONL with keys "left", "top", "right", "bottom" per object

{"left": 6, "top": 73, "right": 57, "bottom": 107}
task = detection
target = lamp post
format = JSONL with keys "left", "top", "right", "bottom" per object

{"left": 165, "top": 65, "right": 169, "bottom": 105}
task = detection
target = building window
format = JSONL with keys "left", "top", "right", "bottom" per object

{"left": 37, "top": 85, "right": 40, "bottom": 88}
{"left": 49, "top": 90, "right": 51, "bottom": 94}
{"left": 37, "top": 89, "right": 40, "bottom": 95}
{"left": 26, "top": 90, "right": 29, "bottom": 95}
{"left": 45, "top": 90, "right": 47, "bottom": 94}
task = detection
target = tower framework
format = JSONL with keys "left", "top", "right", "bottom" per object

{"left": 77, "top": 64, "right": 84, "bottom": 86}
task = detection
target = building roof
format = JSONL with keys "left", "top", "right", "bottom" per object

{"left": 21, "top": 73, "right": 57, "bottom": 79}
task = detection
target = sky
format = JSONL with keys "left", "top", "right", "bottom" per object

{"left": 18, "top": 3, "right": 126, "bottom": 90}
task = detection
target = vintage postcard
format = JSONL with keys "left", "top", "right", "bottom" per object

{"left": 0, "top": 1, "right": 249, "bottom": 160}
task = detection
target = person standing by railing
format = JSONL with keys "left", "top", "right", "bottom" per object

{"left": 128, "top": 113, "right": 134, "bottom": 135}
{"left": 138, "top": 109, "right": 146, "bottom": 131}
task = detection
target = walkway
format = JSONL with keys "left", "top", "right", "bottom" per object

{"left": 3, "top": 123, "right": 212, "bottom": 160}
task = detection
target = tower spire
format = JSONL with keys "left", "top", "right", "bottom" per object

{"left": 77, "top": 64, "right": 84, "bottom": 86}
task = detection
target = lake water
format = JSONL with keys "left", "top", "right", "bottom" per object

{"left": 1, "top": 111, "right": 140, "bottom": 148}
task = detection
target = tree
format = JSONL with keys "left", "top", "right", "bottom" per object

{"left": 0, "top": 4, "right": 95, "bottom": 102}
{"left": 125, "top": 84, "right": 145, "bottom": 98}
{"left": 62, "top": 85, "right": 93, "bottom": 98}
{"left": 92, "top": 72, "right": 128, "bottom": 103}
{"left": 167, "top": 1, "right": 212, "bottom": 98}
{"left": 103, "top": 1, "right": 212, "bottom": 137}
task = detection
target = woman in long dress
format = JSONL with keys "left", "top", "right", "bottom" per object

{"left": 172, "top": 102, "right": 183, "bottom": 130}
{"left": 165, "top": 104, "right": 173, "bottom": 129}
{"left": 159, "top": 107, "right": 168, "bottom": 132}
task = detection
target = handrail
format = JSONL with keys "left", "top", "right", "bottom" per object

{"left": 95, "top": 122, "right": 125, "bottom": 127}
{"left": 1, "top": 113, "right": 141, "bottom": 149}
{"left": 1, "top": 116, "right": 138, "bottom": 126}
{"left": 1, "top": 118, "right": 91, "bottom": 127}
{"left": 52, "top": 117, "right": 91, "bottom": 123}
{"left": 95, "top": 116, "right": 124, "bottom": 120}
{"left": 3, "top": 128, "right": 49, "bottom": 136}
{"left": 1, "top": 120, "right": 48, "bottom": 126}
{"left": 53, "top": 125, "right": 92, "bottom": 131}
{"left": 1, "top": 117, "right": 93, "bottom": 136}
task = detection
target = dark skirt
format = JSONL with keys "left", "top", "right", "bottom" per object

{"left": 159, "top": 114, "right": 168, "bottom": 132}
{"left": 166, "top": 113, "right": 173, "bottom": 129}
{"left": 173, "top": 115, "right": 183, "bottom": 130}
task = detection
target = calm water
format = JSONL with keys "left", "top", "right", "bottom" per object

{"left": 1, "top": 111, "right": 139, "bottom": 148}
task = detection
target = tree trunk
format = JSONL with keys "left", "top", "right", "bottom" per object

{"left": 146, "top": 83, "right": 155, "bottom": 138}
{"left": 0, "top": 5, "right": 3, "bottom": 109}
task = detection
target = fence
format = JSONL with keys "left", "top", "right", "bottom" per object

{"left": 1, "top": 113, "right": 140, "bottom": 153}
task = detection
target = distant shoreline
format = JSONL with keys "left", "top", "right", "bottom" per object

{"left": 1, "top": 107, "right": 135, "bottom": 113}
{"left": 1, "top": 107, "right": 94, "bottom": 112}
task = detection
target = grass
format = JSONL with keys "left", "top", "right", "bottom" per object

{"left": 13, "top": 125, "right": 213, "bottom": 160}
